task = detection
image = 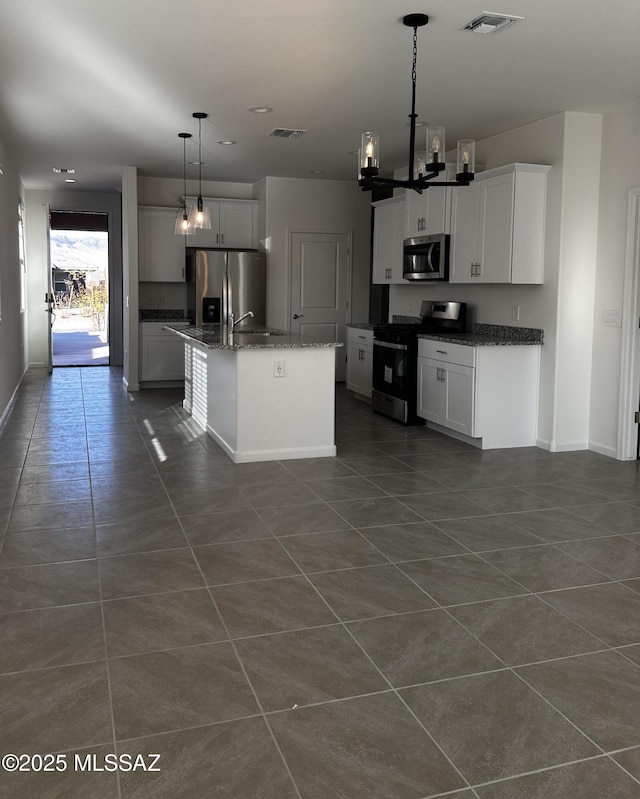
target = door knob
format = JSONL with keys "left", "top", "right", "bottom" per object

{"left": 292, "top": 314, "right": 304, "bottom": 319}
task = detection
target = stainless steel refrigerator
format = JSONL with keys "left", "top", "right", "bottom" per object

{"left": 186, "top": 249, "right": 266, "bottom": 329}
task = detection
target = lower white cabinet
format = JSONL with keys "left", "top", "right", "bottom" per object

{"left": 140, "top": 322, "right": 188, "bottom": 382}
{"left": 346, "top": 327, "right": 373, "bottom": 398}
{"left": 417, "top": 338, "right": 540, "bottom": 448}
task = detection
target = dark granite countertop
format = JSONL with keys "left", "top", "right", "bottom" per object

{"left": 164, "top": 324, "right": 343, "bottom": 350}
{"left": 347, "top": 322, "right": 375, "bottom": 330}
{"left": 419, "top": 323, "right": 544, "bottom": 346}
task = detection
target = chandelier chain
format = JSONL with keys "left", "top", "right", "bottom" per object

{"left": 412, "top": 26, "right": 418, "bottom": 86}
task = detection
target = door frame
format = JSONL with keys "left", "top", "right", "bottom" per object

{"left": 617, "top": 187, "right": 640, "bottom": 459}
{"left": 286, "top": 226, "right": 353, "bottom": 331}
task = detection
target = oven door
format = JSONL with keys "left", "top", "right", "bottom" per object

{"left": 372, "top": 340, "right": 411, "bottom": 400}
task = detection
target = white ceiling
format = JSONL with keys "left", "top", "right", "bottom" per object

{"left": 1, "top": 0, "right": 639, "bottom": 193}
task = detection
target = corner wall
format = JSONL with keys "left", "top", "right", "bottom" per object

{"left": 590, "top": 102, "right": 640, "bottom": 456}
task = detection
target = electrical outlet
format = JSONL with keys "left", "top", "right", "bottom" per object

{"left": 157, "top": 295, "right": 165, "bottom": 306}
{"left": 146, "top": 295, "right": 154, "bottom": 306}
{"left": 273, "top": 360, "right": 286, "bottom": 378}
{"left": 511, "top": 305, "right": 520, "bottom": 321}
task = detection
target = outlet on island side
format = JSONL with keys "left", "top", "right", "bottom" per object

{"left": 511, "top": 305, "right": 520, "bottom": 321}
{"left": 273, "top": 360, "right": 286, "bottom": 378}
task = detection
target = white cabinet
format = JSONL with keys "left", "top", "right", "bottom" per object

{"left": 405, "top": 183, "right": 450, "bottom": 238}
{"left": 138, "top": 207, "right": 187, "bottom": 282}
{"left": 417, "top": 342, "right": 476, "bottom": 435}
{"left": 185, "top": 198, "right": 258, "bottom": 249}
{"left": 417, "top": 337, "right": 540, "bottom": 448}
{"left": 449, "top": 163, "right": 550, "bottom": 284}
{"left": 346, "top": 327, "right": 373, "bottom": 398}
{"left": 140, "top": 322, "right": 188, "bottom": 382}
{"left": 372, "top": 197, "right": 405, "bottom": 284}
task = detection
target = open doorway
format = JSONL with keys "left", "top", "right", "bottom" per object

{"left": 49, "top": 211, "right": 109, "bottom": 367}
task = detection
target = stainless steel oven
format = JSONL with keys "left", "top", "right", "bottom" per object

{"left": 372, "top": 331, "right": 419, "bottom": 424}
{"left": 372, "top": 301, "right": 467, "bottom": 425}
{"left": 403, "top": 233, "right": 449, "bottom": 281}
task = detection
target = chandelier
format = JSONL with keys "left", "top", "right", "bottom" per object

{"left": 358, "top": 14, "right": 475, "bottom": 194}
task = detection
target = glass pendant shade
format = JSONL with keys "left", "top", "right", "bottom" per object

{"left": 413, "top": 151, "right": 427, "bottom": 179}
{"left": 175, "top": 206, "right": 195, "bottom": 235}
{"left": 193, "top": 197, "right": 211, "bottom": 230}
{"left": 360, "top": 132, "right": 379, "bottom": 172}
{"left": 192, "top": 112, "right": 212, "bottom": 230}
{"left": 457, "top": 139, "right": 476, "bottom": 178}
{"left": 176, "top": 131, "right": 194, "bottom": 235}
{"left": 426, "top": 126, "right": 446, "bottom": 166}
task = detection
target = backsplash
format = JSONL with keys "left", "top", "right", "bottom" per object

{"left": 139, "top": 309, "right": 186, "bottom": 321}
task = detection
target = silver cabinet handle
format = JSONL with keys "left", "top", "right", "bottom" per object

{"left": 293, "top": 314, "right": 304, "bottom": 319}
{"left": 436, "top": 350, "right": 447, "bottom": 355}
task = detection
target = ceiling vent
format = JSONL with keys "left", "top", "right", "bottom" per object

{"left": 268, "top": 128, "right": 307, "bottom": 139}
{"left": 458, "top": 12, "right": 524, "bottom": 34}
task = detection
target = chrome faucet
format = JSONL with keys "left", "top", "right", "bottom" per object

{"left": 230, "top": 310, "right": 254, "bottom": 328}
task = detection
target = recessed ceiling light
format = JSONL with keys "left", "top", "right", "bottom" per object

{"left": 406, "top": 121, "right": 427, "bottom": 127}
{"left": 64, "top": 179, "right": 76, "bottom": 183}
{"left": 217, "top": 140, "right": 237, "bottom": 145}
{"left": 189, "top": 161, "right": 204, "bottom": 166}
{"left": 249, "top": 106, "right": 273, "bottom": 114}
{"left": 310, "top": 169, "right": 325, "bottom": 174}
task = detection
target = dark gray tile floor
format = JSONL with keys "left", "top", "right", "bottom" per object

{"left": 1, "top": 366, "right": 640, "bottom": 798}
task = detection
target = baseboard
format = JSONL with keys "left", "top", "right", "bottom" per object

{"left": 205, "top": 424, "right": 336, "bottom": 463}
{"left": 122, "top": 376, "right": 140, "bottom": 392}
{"left": 589, "top": 440, "right": 624, "bottom": 460}
{"left": 537, "top": 439, "right": 589, "bottom": 453}
{"left": 0, "top": 369, "right": 26, "bottom": 428}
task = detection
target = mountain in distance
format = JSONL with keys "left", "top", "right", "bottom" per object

{"left": 50, "top": 231, "right": 108, "bottom": 276}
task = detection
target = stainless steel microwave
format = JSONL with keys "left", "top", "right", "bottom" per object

{"left": 403, "top": 233, "right": 449, "bottom": 281}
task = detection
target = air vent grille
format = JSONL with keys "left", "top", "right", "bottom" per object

{"left": 268, "top": 128, "right": 307, "bottom": 139}
{"left": 458, "top": 12, "right": 524, "bottom": 34}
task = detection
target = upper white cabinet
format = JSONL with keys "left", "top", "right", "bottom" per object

{"left": 138, "top": 207, "right": 187, "bottom": 282}
{"left": 372, "top": 196, "right": 405, "bottom": 284}
{"left": 449, "top": 163, "right": 550, "bottom": 284}
{"left": 404, "top": 182, "right": 451, "bottom": 239}
{"left": 185, "top": 198, "right": 258, "bottom": 249}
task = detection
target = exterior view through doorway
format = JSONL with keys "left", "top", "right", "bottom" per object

{"left": 49, "top": 211, "right": 109, "bottom": 367}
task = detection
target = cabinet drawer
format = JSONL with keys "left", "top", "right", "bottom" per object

{"left": 348, "top": 328, "right": 373, "bottom": 347}
{"left": 418, "top": 338, "right": 476, "bottom": 367}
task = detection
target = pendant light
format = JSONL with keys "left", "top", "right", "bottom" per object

{"left": 175, "top": 132, "right": 195, "bottom": 235}
{"left": 192, "top": 112, "right": 211, "bottom": 229}
{"left": 358, "top": 14, "right": 475, "bottom": 194}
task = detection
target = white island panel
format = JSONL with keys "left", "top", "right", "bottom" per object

{"left": 206, "top": 347, "right": 336, "bottom": 462}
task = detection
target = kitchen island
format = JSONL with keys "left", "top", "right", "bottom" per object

{"left": 164, "top": 324, "right": 342, "bottom": 463}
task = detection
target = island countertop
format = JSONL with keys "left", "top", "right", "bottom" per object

{"left": 164, "top": 323, "right": 343, "bottom": 350}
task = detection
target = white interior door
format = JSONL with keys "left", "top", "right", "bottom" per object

{"left": 290, "top": 231, "right": 350, "bottom": 381}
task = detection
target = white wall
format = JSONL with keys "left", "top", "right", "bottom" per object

{"left": 590, "top": 102, "right": 640, "bottom": 455}
{"left": 389, "top": 111, "right": 604, "bottom": 453}
{"left": 260, "top": 177, "right": 371, "bottom": 330}
{"left": 0, "top": 133, "right": 26, "bottom": 420}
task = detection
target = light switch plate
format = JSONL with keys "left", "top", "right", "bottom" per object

{"left": 603, "top": 309, "right": 622, "bottom": 327}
